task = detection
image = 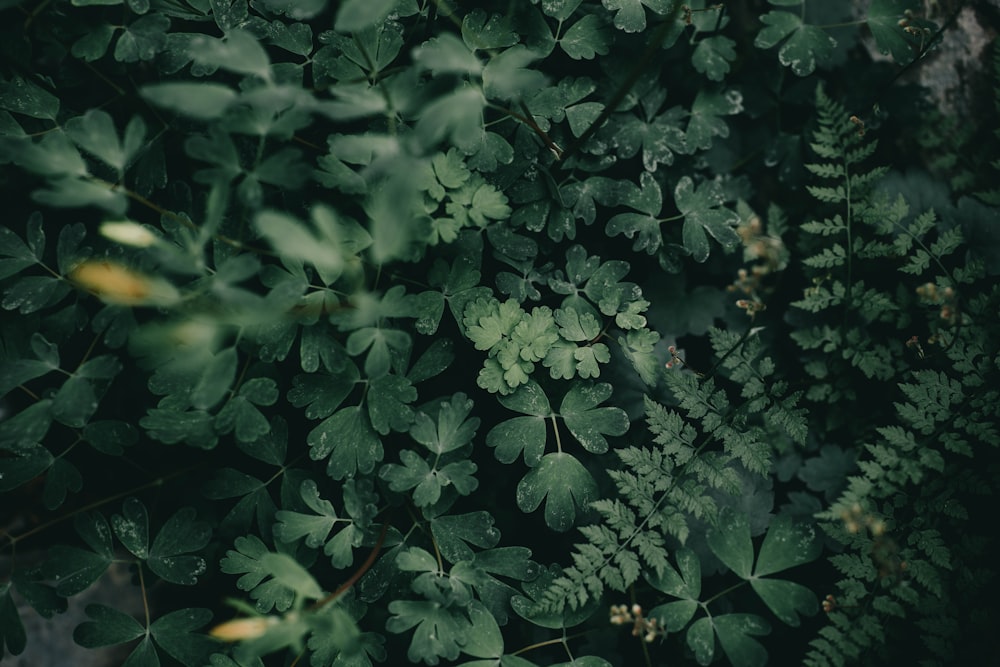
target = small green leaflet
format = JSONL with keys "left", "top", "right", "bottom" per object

{"left": 516, "top": 452, "right": 597, "bottom": 531}
{"left": 692, "top": 36, "right": 737, "bottom": 82}
{"left": 674, "top": 176, "right": 741, "bottom": 262}
{"left": 0, "top": 583, "right": 26, "bottom": 656}
{"left": 409, "top": 392, "right": 480, "bottom": 454}
{"left": 142, "top": 82, "right": 238, "bottom": 119}
{"left": 868, "top": 0, "right": 935, "bottom": 64}
{"left": 307, "top": 405, "right": 383, "bottom": 480}
{"left": 559, "top": 382, "right": 629, "bottom": 454}
{"left": 561, "top": 14, "right": 611, "bottom": 60}
{"left": 39, "top": 512, "right": 114, "bottom": 596}
{"left": 685, "top": 88, "right": 743, "bottom": 152}
{"left": 65, "top": 109, "right": 146, "bottom": 176}
{"left": 431, "top": 511, "right": 502, "bottom": 563}
{"left": 462, "top": 9, "right": 519, "bottom": 51}
{"left": 648, "top": 549, "right": 701, "bottom": 632}
{"left": 335, "top": 0, "right": 397, "bottom": 33}
{"left": 386, "top": 598, "right": 471, "bottom": 664}
{"left": 754, "top": 11, "right": 836, "bottom": 77}
{"left": 487, "top": 380, "right": 552, "bottom": 466}
{"left": 606, "top": 172, "right": 664, "bottom": 253}
{"left": 602, "top": 0, "right": 673, "bottom": 33}
{"left": 220, "top": 535, "right": 323, "bottom": 612}
{"left": 380, "top": 449, "right": 479, "bottom": 507}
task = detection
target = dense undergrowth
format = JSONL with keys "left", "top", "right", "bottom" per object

{"left": 1, "top": 1, "right": 999, "bottom": 666}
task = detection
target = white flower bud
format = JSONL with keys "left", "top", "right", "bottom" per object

{"left": 100, "top": 221, "right": 158, "bottom": 248}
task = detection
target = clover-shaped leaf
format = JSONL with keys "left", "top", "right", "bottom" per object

{"left": 692, "top": 36, "right": 737, "bottom": 82}
{"left": 754, "top": 11, "right": 836, "bottom": 77}
{"left": 687, "top": 613, "right": 771, "bottom": 667}
{"left": 708, "top": 510, "right": 821, "bottom": 627}
{"left": 148, "top": 507, "right": 211, "bottom": 585}
{"left": 648, "top": 548, "right": 702, "bottom": 632}
{"left": 560, "top": 382, "right": 628, "bottom": 454}
{"left": 516, "top": 452, "right": 597, "bottom": 531}
{"left": 386, "top": 600, "right": 471, "bottom": 665}
{"left": 603, "top": 0, "right": 673, "bottom": 33}
{"left": 431, "top": 511, "right": 502, "bottom": 563}
{"left": 674, "top": 176, "right": 741, "bottom": 262}
{"left": 685, "top": 88, "right": 743, "bottom": 152}
{"left": 274, "top": 480, "right": 341, "bottom": 550}
{"left": 220, "top": 535, "right": 322, "bottom": 612}
{"left": 368, "top": 374, "right": 417, "bottom": 435}
{"left": 65, "top": 109, "right": 145, "bottom": 176}
{"left": 381, "top": 449, "right": 479, "bottom": 507}
{"left": 288, "top": 362, "right": 360, "bottom": 420}
{"left": 308, "top": 405, "right": 383, "bottom": 480}
{"left": 409, "top": 392, "right": 479, "bottom": 454}
{"left": 606, "top": 172, "right": 664, "bottom": 253}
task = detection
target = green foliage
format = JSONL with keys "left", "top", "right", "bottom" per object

{"left": 1, "top": 2, "right": 997, "bottom": 667}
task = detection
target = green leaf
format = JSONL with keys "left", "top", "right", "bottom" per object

{"left": 274, "top": 479, "right": 339, "bottom": 549}
{"left": 462, "top": 9, "right": 519, "bottom": 51}
{"left": 482, "top": 45, "right": 546, "bottom": 102}
{"left": 150, "top": 607, "right": 217, "bottom": 666}
{"left": 386, "top": 600, "right": 470, "bottom": 664}
{"left": 487, "top": 414, "right": 548, "bottom": 466}
{"left": 189, "top": 30, "right": 271, "bottom": 80}
{"left": 706, "top": 508, "right": 753, "bottom": 579}
{"left": 190, "top": 347, "right": 237, "bottom": 409}
{"left": 111, "top": 497, "right": 150, "bottom": 559}
{"left": 141, "top": 83, "right": 238, "bottom": 120}
{"left": 674, "top": 176, "right": 741, "bottom": 262}
{"left": 0, "top": 76, "right": 60, "bottom": 120}
{"left": 602, "top": 0, "right": 672, "bottom": 33}
{"left": 308, "top": 406, "right": 383, "bottom": 480}
{"left": 753, "top": 515, "right": 821, "bottom": 576}
{"left": 0, "top": 444, "right": 53, "bottom": 493}
{"left": 754, "top": 11, "right": 836, "bottom": 77}
{"left": 685, "top": 88, "right": 743, "bottom": 152}
{"left": 868, "top": 0, "right": 928, "bottom": 64}
{"left": 72, "top": 24, "right": 116, "bottom": 61}
{"left": 220, "top": 535, "right": 314, "bottom": 612}
{"left": 516, "top": 452, "right": 597, "bottom": 531}
{"left": 413, "top": 34, "right": 482, "bottom": 76}
{"left": 0, "top": 585, "right": 26, "bottom": 656}
{"left": 692, "top": 36, "right": 737, "bottom": 82}
{"left": 11, "top": 573, "right": 65, "bottom": 619}
{"left": 52, "top": 375, "right": 98, "bottom": 427}
{"left": 335, "top": 0, "right": 397, "bottom": 33}
{"left": 65, "top": 110, "right": 145, "bottom": 174}
{"left": 42, "top": 457, "right": 82, "bottom": 509}
{"left": 559, "top": 382, "right": 628, "bottom": 454}
{"left": 149, "top": 507, "right": 211, "bottom": 585}
{"left": 368, "top": 374, "right": 417, "bottom": 434}
{"left": 288, "top": 364, "right": 360, "bottom": 420}
{"left": 713, "top": 614, "right": 771, "bottom": 667}
{"left": 606, "top": 173, "right": 663, "bottom": 252}
{"left": 114, "top": 13, "right": 170, "bottom": 62}
{"left": 561, "top": 15, "right": 611, "bottom": 60}
{"left": 73, "top": 603, "right": 145, "bottom": 647}
{"left": 648, "top": 547, "right": 701, "bottom": 599}
{"left": 431, "top": 511, "right": 501, "bottom": 563}
{"left": 409, "top": 393, "right": 479, "bottom": 454}
{"left": 749, "top": 578, "right": 816, "bottom": 626}
{"left": 40, "top": 512, "right": 113, "bottom": 596}
{"left": 460, "top": 600, "right": 503, "bottom": 659}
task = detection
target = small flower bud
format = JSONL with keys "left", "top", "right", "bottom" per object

{"left": 100, "top": 221, "right": 159, "bottom": 248}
